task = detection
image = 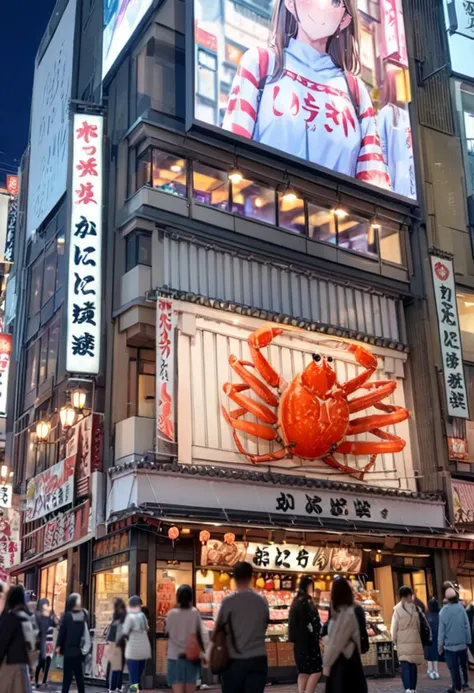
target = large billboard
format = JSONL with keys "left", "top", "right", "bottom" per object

{"left": 193, "top": 0, "right": 416, "bottom": 200}
{"left": 103, "top": 0, "right": 154, "bottom": 79}
{"left": 27, "top": 0, "right": 76, "bottom": 237}
{"left": 444, "top": 0, "right": 474, "bottom": 79}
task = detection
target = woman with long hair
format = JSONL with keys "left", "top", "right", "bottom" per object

{"left": 223, "top": 0, "right": 390, "bottom": 190}
{"left": 166, "top": 585, "right": 209, "bottom": 693}
{"left": 56, "top": 593, "right": 90, "bottom": 693}
{"left": 105, "top": 597, "right": 127, "bottom": 693}
{"left": 322, "top": 577, "right": 367, "bottom": 693}
{"left": 122, "top": 596, "right": 152, "bottom": 693}
{"left": 0, "top": 586, "right": 36, "bottom": 693}
{"left": 390, "top": 586, "right": 424, "bottom": 693}
{"left": 288, "top": 577, "right": 322, "bottom": 693}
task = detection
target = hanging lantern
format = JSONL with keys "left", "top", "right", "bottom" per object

{"left": 200, "top": 530, "right": 211, "bottom": 545}
{"left": 224, "top": 532, "right": 235, "bottom": 545}
{"left": 219, "top": 572, "right": 229, "bottom": 584}
{"left": 168, "top": 526, "right": 179, "bottom": 541}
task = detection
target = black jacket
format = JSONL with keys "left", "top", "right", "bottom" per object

{"left": 288, "top": 596, "right": 321, "bottom": 645}
{"left": 57, "top": 610, "right": 87, "bottom": 659}
{"left": 0, "top": 610, "right": 32, "bottom": 665}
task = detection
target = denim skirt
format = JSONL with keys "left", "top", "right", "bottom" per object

{"left": 167, "top": 658, "right": 199, "bottom": 685}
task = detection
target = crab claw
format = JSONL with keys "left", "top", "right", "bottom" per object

{"left": 249, "top": 325, "right": 284, "bottom": 349}
{"left": 347, "top": 344, "right": 378, "bottom": 370}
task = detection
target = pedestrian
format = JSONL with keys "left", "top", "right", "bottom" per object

{"left": 166, "top": 584, "right": 209, "bottom": 693}
{"left": 215, "top": 561, "right": 269, "bottom": 693}
{"left": 322, "top": 576, "right": 367, "bottom": 693}
{"left": 439, "top": 587, "right": 472, "bottom": 693}
{"left": 0, "top": 581, "right": 6, "bottom": 615}
{"left": 35, "top": 598, "right": 58, "bottom": 689}
{"left": 121, "top": 595, "right": 152, "bottom": 692}
{"left": 288, "top": 576, "right": 322, "bottom": 693}
{"left": 424, "top": 598, "right": 440, "bottom": 680}
{"left": 56, "top": 593, "right": 90, "bottom": 693}
{"left": 105, "top": 597, "right": 126, "bottom": 693}
{"left": 0, "top": 585, "right": 36, "bottom": 693}
{"left": 465, "top": 597, "right": 474, "bottom": 667}
{"left": 390, "top": 586, "right": 424, "bottom": 693}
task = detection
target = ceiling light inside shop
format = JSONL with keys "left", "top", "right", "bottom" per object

{"left": 170, "top": 164, "right": 183, "bottom": 173}
{"left": 254, "top": 197, "right": 263, "bottom": 208}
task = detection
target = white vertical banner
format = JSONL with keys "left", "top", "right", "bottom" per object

{"left": 0, "top": 334, "right": 12, "bottom": 417}
{"left": 156, "top": 298, "right": 176, "bottom": 445}
{"left": 66, "top": 114, "right": 104, "bottom": 374}
{"left": 431, "top": 255, "right": 470, "bottom": 418}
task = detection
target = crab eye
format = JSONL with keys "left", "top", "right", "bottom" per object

{"left": 312, "top": 353, "right": 321, "bottom": 362}
{"left": 327, "top": 356, "right": 333, "bottom": 363}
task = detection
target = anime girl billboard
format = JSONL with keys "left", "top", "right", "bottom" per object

{"left": 194, "top": 0, "right": 416, "bottom": 200}
{"left": 103, "top": 0, "right": 153, "bottom": 78}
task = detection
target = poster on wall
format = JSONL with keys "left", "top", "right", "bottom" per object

{"left": 452, "top": 479, "right": 474, "bottom": 523}
{"left": 6, "top": 176, "right": 19, "bottom": 196}
{"left": 156, "top": 298, "right": 176, "bottom": 444}
{"left": 63, "top": 414, "right": 103, "bottom": 498}
{"left": 0, "top": 509, "right": 21, "bottom": 570}
{"left": 44, "top": 510, "right": 76, "bottom": 553}
{"left": 201, "top": 540, "right": 363, "bottom": 574}
{"left": 27, "top": 0, "right": 76, "bottom": 237}
{"left": 66, "top": 114, "right": 104, "bottom": 375}
{"left": 25, "top": 457, "right": 75, "bottom": 522}
{"left": 0, "top": 334, "right": 12, "bottom": 418}
{"left": 431, "top": 255, "right": 469, "bottom": 419}
{"left": 102, "top": 0, "right": 154, "bottom": 79}
{"left": 192, "top": 0, "right": 416, "bottom": 200}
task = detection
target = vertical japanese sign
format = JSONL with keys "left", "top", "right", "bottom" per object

{"left": 0, "top": 484, "right": 12, "bottom": 508}
{"left": 4, "top": 195, "right": 17, "bottom": 263}
{"left": 431, "top": 256, "right": 469, "bottom": 418}
{"left": 446, "top": 0, "right": 474, "bottom": 38}
{"left": 66, "top": 114, "right": 104, "bottom": 375}
{"left": 156, "top": 299, "right": 176, "bottom": 444}
{"left": 6, "top": 176, "right": 18, "bottom": 196}
{"left": 0, "top": 334, "right": 12, "bottom": 417}
{"left": 381, "top": 0, "right": 408, "bottom": 65}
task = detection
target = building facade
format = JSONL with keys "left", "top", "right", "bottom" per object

{"left": 7, "top": 0, "right": 474, "bottom": 683}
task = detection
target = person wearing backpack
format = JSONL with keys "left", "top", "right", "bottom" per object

{"left": 0, "top": 586, "right": 36, "bottom": 693}
{"left": 288, "top": 577, "right": 322, "bottom": 693}
{"left": 222, "top": 0, "right": 391, "bottom": 192}
{"left": 166, "top": 585, "right": 209, "bottom": 693}
{"left": 390, "top": 586, "right": 424, "bottom": 693}
{"left": 439, "top": 587, "right": 472, "bottom": 693}
{"left": 56, "top": 593, "right": 90, "bottom": 693}
{"left": 121, "top": 595, "right": 152, "bottom": 692}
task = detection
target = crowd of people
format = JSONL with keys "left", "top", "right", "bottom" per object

{"left": 1, "top": 568, "right": 474, "bottom": 693}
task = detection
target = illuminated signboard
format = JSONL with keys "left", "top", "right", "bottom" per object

{"left": 192, "top": 0, "right": 416, "bottom": 200}
{"left": 66, "top": 114, "right": 103, "bottom": 375}
{"left": 6, "top": 176, "right": 18, "bottom": 196}
{"left": 0, "top": 334, "right": 12, "bottom": 417}
{"left": 103, "top": 0, "right": 153, "bottom": 79}
{"left": 444, "top": 0, "right": 474, "bottom": 79}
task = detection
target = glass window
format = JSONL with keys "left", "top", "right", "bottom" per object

{"left": 39, "top": 560, "right": 68, "bottom": 617}
{"left": 337, "top": 213, "right": 377, "bottom": 257}
{"left": 42, "top": 242, "right": 57, "bottom": 306}
{"left": 48, "top": 317, "right": 60, "bottom": 383}
{"left": 231, "top": 178, "right": 275, "bottom": 224}
{"left": 458, "top": 292, "right": 474, "bottom": 362}
{"left": 308, "top": 203, "right": 336, "bottom": 244}
{"left": 193, "top": 162, "right": 229, "bottom": 211}
{"left": 25, "top": 341, "right": 39, "bottom": 393}
{"left": 94, "top": 565, "right": 129, "bottom": 632}
{"left": 459, "top": 83, "right": 474, "bottom": 197}
{"left": 152, "top": 150, "right": 187, "bottom": 197}
{"left": 126, "top": 233, "right": 152, "bottom": 272}
{"left": 29, "top": 256, "right": 43, "bottom": 317}
{"left": 379, "top": 224, "right": 403, "bottom": 265}
{"left": 278, "top": 193, "right": 305, "bottom": 234}
{"left": 137, "top": 150, "right": 151, "bottom": 189}
{"left": 56, "top": 233, "right": 66, "bottom": 291}
{"left": 38, "top": 333, "right": 49, "bottom": 385}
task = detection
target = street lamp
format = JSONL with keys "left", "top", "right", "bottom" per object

{"left": 36, "top": 420, "right": 51, "bottom": 443}
{"left": 71, "top": 387, "right": 87, "bottom": 412}
{"left": 59, "top": 404, "right": 76, "bottom": 429}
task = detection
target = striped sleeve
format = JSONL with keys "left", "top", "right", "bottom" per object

{"left": 222, "top": 47, "right": 263, "bottom": 139}
{"left": 355, "top": 81, "right": 392, "bottom": 190}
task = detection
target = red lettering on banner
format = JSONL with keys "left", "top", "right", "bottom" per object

{"left": 76, "top": 121, "right": 98, "bottom": 144}
{"left": 76, "top": 182, "right": 97, "bottom": 205}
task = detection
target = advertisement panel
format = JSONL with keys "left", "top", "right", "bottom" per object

{"left": 4, "top": 195, "right": 18, "bottom": 264}
{"left": 103, "top": 0, "right": 153, "bottom": 79}
{"left": 444, "top": 0, "right": 474, "bottom": 78}
{"left": 193, "top": 0, "right": 416, "bottom": 199}
{"left": 0, "top": 194, "right": 9, "bottom": 263}
{"left": 156, "top": 298, "right": 176, "bottom": 444}
{"left": 66, "top": 114, "right": 104, "bottom": 375}
{"left": 25, "top": 457, "right": 75, "bottom": 522}
{"left": 0, "top": 334, "right": 12, "bottom": 418}
{"left": 452, "top": 479, "right": 474, "bottom": 524}
{"left": 6, "top": 176, "right": 19, "bottom": 196}
{"left": 0, "top": 509, "right": 21, "bottom": 571}
{"left": 27, "top": 0, "right": 76, "bottom": 237}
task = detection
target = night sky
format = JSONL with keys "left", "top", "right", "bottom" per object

{"left": 0, "top": 0, "right": 56, "bottom": 187}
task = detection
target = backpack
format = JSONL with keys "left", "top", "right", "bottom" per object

{"left": 256, "top": 46, "right": 361, "bottom": 120}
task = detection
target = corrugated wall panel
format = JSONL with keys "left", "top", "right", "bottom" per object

{"left": 164, "top": 235, "right": 402, "bottom": 342}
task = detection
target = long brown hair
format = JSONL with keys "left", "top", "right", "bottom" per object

{"left": 269, "top": 0, "right": 360, "bottom": 81}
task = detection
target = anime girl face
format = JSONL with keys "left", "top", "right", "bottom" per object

{"left": 284, "top": 0, "right": 352, "bottom": 43}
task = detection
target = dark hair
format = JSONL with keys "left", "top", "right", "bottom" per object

{"left": 428, "top": 598, "right": 440, "bottom": 614}
{"left": 37, "top": 598, "right": 50, "bottom": 612}
{"left": 128, "top": 595, "right": 141, "bottom": 608}
{"left": 233, "top": 561, "right": 253, "bottom": 584}
{"left": 113, "top": 598, "right": 126, "bottom": 621}
{"left": 5, "top": 586, "right": 28, "bottom": 612}
{"left": 298, "top": 576, "right": 314, "bottom": 598}
{"left": 65, "top": 593, "right": 81, "bottom": 612}
{"left": 331, "top": 577, "right": 354, "bottom": 611}
{"left": 399, "top": 586, "right": 413, "bottom": 600}
{"left": 269, "top": 0, "right": 360, "bottom": 81}
{"left": 177, "top": 585, "right": 193, "bottom": 609}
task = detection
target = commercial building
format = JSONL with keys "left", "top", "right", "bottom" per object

{"left": 7, "top": 0, "right": 474, "bottom": 683}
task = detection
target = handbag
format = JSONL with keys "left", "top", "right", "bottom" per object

{"left": 417, "top": 607, "right": 432, "bottom": 647}
{"left": 81, "top": 620, "right": 92, "bottom": 656}
{"left": 210, "top": 613, "right": 239, "bottom": 674}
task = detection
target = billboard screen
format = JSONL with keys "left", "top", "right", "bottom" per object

{"left": 27, "top": 0, "right": 76, "bottom": 237}
{"left": 103, "top": 0, "right": 153, "bottom": 79}
{"left": 193, "top": 0, "right": 416, "bottom": 200}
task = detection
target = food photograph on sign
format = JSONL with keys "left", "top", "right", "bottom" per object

{"left": 193, "top": 0, "right": 416, "bottom": 199}
{"left": 103, "top": 0, "right": 154, "bottom": 78}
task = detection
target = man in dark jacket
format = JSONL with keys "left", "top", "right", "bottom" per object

{"left": 56, "top": 593, "right": 89, "bottom": 693}
{"left": 35, "top": 598, "right": 57, "bottom": 688}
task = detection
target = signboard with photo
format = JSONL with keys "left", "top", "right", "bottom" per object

{"left": 0, "top": 508, "right": 21, "bottom": 570}
{"left": 156, "top": 298, "right": 176, "bottom": 445}
{"left": 44, "top": 510, "right": 76, "bottom": 553}
{"left": 452, "top": 479, "right": 474, "bottom": 524}
{"left": 25, "top": 457, "right": 75, "bottom": 522}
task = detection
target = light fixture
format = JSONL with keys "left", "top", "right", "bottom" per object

{"left": 71, "top": 387, "right": 87, "bottom": 411}
{"left": 181, "top": 528, "right": 191, "bottom": 535}
{"left": 36, "top": 420, "right": 51, "bottom": 443}
{"left": 170, "top": 163, "right": 183, "bottom": 173}
{"left": 228, "top": 167, "right": 243, "bottom": 184}
{"left": 0, "top": 465, "right": 8, "bottom": 483}
{"left": 332, "top": 206, "right": 349, "bottom": 219}
{"left": 282, "top": 188, "right": 299, "bottom": 204}
{"left": 59, "top": 404, "right": 76, "bottom": 429}
{"left": 370, "top": 217, "right": 382, "bottom": 232}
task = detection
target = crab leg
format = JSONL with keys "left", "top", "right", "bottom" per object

{"left": 221, "top": 405, "right": 289, "bottom": 464}
{"left": 223, "top": 383, "right": 277, "bottom": 424}
{"left": 348, "top": 380, "right": 397, "bottom": 413}
{"left": 229, "top": 356, "right": 279, "bottom": 406}
{"left": 248, "top": 325, "right": 285, "bottom": 388}
{"left": 322, "top": 454, "right": 375, "bottom": 481}
{"left": 347, "top": 406, "right": 409, "bottom": 435}
{"left": 340, "top": 344, "right": 378, "bottom": 395}
{"left": 336, "top": 429, "right": 406, "bottom": 455}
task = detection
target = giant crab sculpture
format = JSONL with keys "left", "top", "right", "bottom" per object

{"left": 222, "top": 325, "right": 408, "bottom": 480}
